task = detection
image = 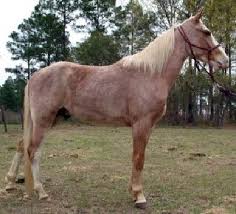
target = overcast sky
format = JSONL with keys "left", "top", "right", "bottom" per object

{"left": 0, "top": 0, "right": 39, "bottom": 84}
{"left": 0, "top": 0, "right": 129, "bottom": 85}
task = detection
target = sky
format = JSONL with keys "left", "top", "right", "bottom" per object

{"left": 0, "top": 0, "right": 39, "bottom": 84}
{"left": 0, "top": 0, "right": 129, "bottom": 85}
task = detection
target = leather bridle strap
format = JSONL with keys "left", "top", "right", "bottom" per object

{"left": 177, "top": 25, "right": 236, "bottom": 99}
{"left": 177, "top": 25, "right": 221, "bottom": 67}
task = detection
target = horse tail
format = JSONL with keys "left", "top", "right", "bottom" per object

{"left": 23, "top": 83, "right": 34, "bottom": 196}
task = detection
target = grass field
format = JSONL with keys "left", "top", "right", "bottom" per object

{"left": 0, "top": 123, "right": 236, "bottom": 214}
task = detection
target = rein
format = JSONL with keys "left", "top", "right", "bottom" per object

{"left": 177, "top": 25, "right": 236, "bottom": 99}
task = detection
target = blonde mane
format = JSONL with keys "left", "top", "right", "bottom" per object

{"left": 121, "top": 27, "right": 175, "bottom": 73}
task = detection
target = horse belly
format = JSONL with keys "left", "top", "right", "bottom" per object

{"left": 65, "top": 68, "right": 131, "bottom": 125}
{"left": 69, "top": 97, "right": 130, "bottom": 126}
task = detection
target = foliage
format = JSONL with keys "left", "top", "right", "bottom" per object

{"left": 3, "top": 0, "right": 236, "bottom": 126}
{"left": 32, "top": 5, "right": 68, "bottom": 66}
{"left": 6, "top": 3, "right": 70, "bottom": 79}
{"left": 73, "top": 31, "right": 120, "bottom": 65}
{"left": 0, "top": 77, "right": 25, "bottom": 112}
{"left": 6, "top": 18, "right": 37, "bottom": 79}
{"left": 113, "top": 0, "right": 156, "bottom": 55}
{"left": 77, "top": 0, "right": 116, "bottom": 33}
{"left": 39, "top": 0, "right": 79, "bottom": 60}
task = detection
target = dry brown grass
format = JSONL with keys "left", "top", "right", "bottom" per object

{"left": 0, "top": 123, "right": 236, "bottom": 213}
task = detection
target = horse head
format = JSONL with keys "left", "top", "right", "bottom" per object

{"left": 179, "top": 8, "right": 229, "bottom": 71}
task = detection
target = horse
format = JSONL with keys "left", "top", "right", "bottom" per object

{"left": 5, "top": 9, "right": 228, "bottom": 209}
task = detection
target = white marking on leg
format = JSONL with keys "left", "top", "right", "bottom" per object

{"left": 5, "top": 152, "right": 23, "bottom": 190}
{"left": 130, "top": 169, "right": 146, "bottom": 204}
{"left": 31, "top": 149, "right": 48, "bottom": 200}
{"left": 136, "top": 192, "right": 146, "bottom": 203}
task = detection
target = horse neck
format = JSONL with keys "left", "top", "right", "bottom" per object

{"left": 161, "top": 29, "right": 188, "bottom": 90}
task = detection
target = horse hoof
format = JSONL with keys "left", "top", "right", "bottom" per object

{"left": 23, "top": 193, "right": 31, "bottom": 200}
{"left": 5, "top": 183, "right": 17, "bottom": 191}
{"left": 16, "top": 175, "right": 25, "bottom": 184}
{"left": 39, "top": 193, "right": 49, "bottom": 200}
{"left": 135, "top": 202, "right": 147, "bottom": 209}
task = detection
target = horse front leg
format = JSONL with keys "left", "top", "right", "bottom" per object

{"left": 129, "top": 118, "right": 152, "bottom": 209}
{"left": 5, "top": 140, "right": 24, "bottom": 191}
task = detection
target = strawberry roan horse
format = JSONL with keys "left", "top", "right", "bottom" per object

{"left": 5, "top": 10, "right": 228, "bottom": 208}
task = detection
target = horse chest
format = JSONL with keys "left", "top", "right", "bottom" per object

{"left": 154, "top": 103, "right": 167, "bottom": 120}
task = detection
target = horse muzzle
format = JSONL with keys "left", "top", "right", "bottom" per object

{"left": 210, "top": 58, "right": 229, "bottom": 71}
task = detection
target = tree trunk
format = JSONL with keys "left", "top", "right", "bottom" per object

{"left": 209, "top": 86, "right": 214, "bottom": 121}
{"left": 187, "top": 59, "right": 195, "bottom": 124}
{"left": 1, "top": 105, "right": 7, "bottom": 133}
{"left": 47, "top": 52, "right": 51, "bottom": 66}
{"left": 188, "top": 92, "right": 194, "bottom": 123}
{"left": 27, "top": 59, "right": 30, "bottom": 80}
{"left": 63, "top": 4, "right": 67, "bottom": 60}
{"left": 131, "top": 0, "right": 134, "bottom": 55}
{"left": 20, "top": 108, "right": 24, "bottom": 130}
{"left": 199, "top": 90, "right": 203, "bottom": 119}
{"left": 215, "top": 94, "right": 226, "bottom": 128}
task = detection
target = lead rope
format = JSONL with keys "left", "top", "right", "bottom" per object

{"left": 195, "top": 60, "right": 236, "bottom": 99}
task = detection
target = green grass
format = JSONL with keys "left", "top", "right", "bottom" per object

{"left": 0, "top": 124, "right": 236, "bottom": 213}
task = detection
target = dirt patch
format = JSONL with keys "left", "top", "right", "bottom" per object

{"left": 202, "top": 207, "right": 229, "bottom": 214}
{"left": 62, "top": 165, "right": 91, "bottom": 173}
{"left": 223, "top": 195, "right": 236, "bottom": 204}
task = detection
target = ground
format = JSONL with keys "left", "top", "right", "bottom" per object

{"left": 0, "top": 123, "right": 236, "bottom": 214}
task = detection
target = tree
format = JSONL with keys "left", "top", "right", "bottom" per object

{"left": 113, "top": 0, "right": 156, "bottom": 56}
{"left": 0, "top": 77, "right": 18, "bottom": 112}
{"left": 39, "top": 0, "right": 79, "bottom": 60}
{"left": 7, "top": 18, "right": 37, "bottom": 79}
{"left": 77, "top": 0, "right": 116, "bottom": 33}
{"left": 205, "top": 0, "right": 236, "bottom": 125}
{"left": 7, "top": 3, "right": 70, "bottom": 79}
{"left": 32, "top": 5, "right": 68, "bottom": 66}
{"left": 152, "top": 0, "right": 183, "bottom": 30}
{"left": 73, "top": 30, "right": 120, "bottom": 65}
{"left": 72, "top": 0, "right": 120, "bottom": 65}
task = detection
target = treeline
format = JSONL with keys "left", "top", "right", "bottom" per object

{"left": 1, "top": 0, "right": 236, "bottom": 128}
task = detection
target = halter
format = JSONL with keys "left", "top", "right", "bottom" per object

{"left": 177, "top": 25, "right": 236, "bottom": 99}
{"left": 177, "top": 25, "right": 220, "bottom": 68}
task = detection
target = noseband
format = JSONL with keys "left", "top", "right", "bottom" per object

{"left": 177, "top": 26, "right": 236, "bottom": 99}
{"left": 177, "top": 25, "right": 220, "bottom": 66}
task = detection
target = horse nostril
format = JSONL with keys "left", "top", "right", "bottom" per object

{"left": 224, "top": 58, "right": 229, "bottom": 66}
{"left": 217, "top": 60, "right": 229, "bottom": 68}
{"left": 217, "top": 59, "right": 229, "bottom": 68}
{"left": 216, "top": 61, "right": 223, "bottom": 67}
{"left": 223, "top": 59, "right": 229, "bottom": 68}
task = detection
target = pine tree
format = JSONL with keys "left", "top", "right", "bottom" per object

{"left": 113, "top": 0, "right": 156, "bottom": 56}
{"left": 0, "top": 77, "right": 18, "bottom": 112}
{"left": 77, "top": 0, "right": 116, "bottom": 33}
{"left": 7, "top": 18, "right": 37, "bottom": 79}
{"left": 73, "top": 31, "right": 120, "bottom": 65}
{"left": 6, "top": 3, "right": 70, "bottom": 79}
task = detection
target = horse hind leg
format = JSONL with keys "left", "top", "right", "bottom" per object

{"left": 5, "top": 139, "right": 24, "bottom": 191}
{"left": 27, "top": 123, "right": 51, "bottom": 200}
{"left": 31, "top": 146, "right": 48, "bottom": 200}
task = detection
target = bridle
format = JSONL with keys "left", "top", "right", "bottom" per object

{"left": 177, "top": 25, "right": 221, "bottom": 69}
{"left": 177, "top": 25, "right": 236, "bottom": 99}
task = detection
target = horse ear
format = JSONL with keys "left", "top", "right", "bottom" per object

{"left": 194, "top": 7, "right": 204, "bottom": 22}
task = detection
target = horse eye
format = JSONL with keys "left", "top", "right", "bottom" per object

{"left": 203, "top": 30, "right": 211, "bottom": 36}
